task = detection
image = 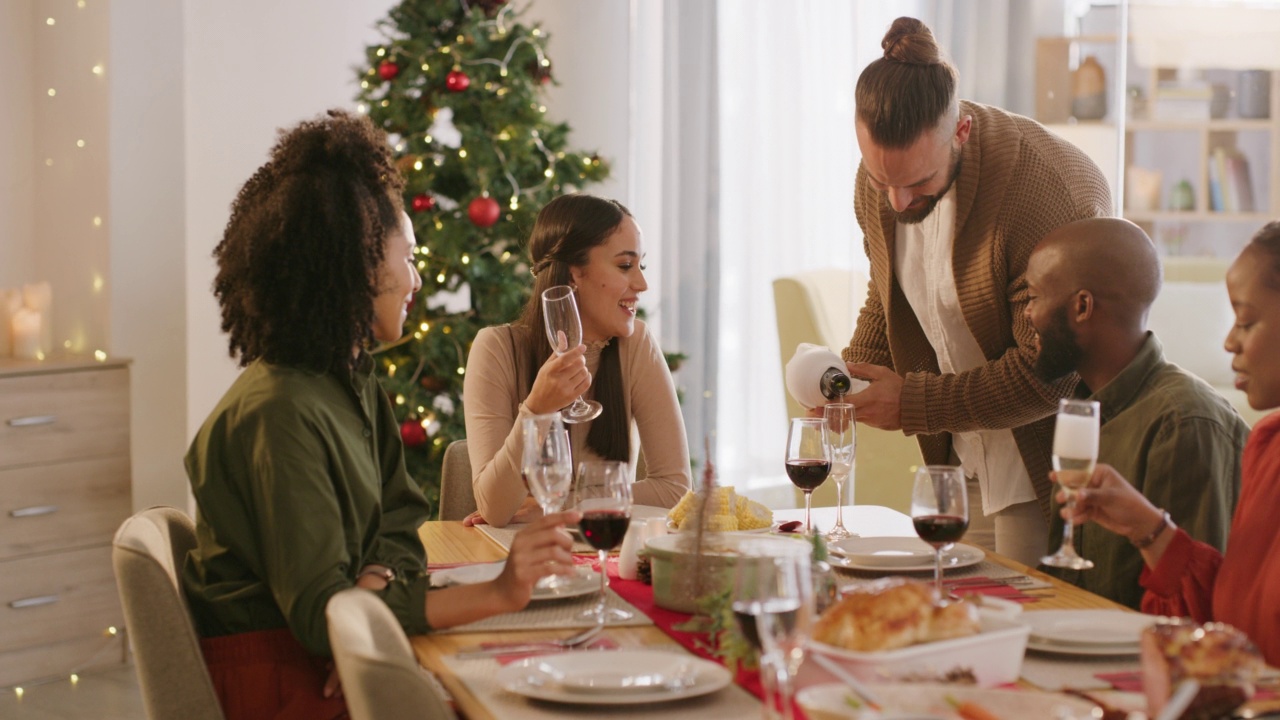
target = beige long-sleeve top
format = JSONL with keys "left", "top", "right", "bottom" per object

{"left": 463, "top": 319, "right": 691, "bottom": 526}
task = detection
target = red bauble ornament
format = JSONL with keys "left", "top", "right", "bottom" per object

{"left": 378, "top": 61, "right": 399, "bottom": 81}
{"left": 445, "top": 70, "right": 470, "bottom": 92}
{"left": 468, "top": 196, "right": 501, "bottom": 228}
{"left": 411, "top": 193, "right": 435, "bottom": 212}
{"left": 400, "top": 418, "right": 428, "bottom": 448}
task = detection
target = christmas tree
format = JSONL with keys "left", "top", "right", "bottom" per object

{"left": 356, "top": 0, "right": 609, "bottom": 515}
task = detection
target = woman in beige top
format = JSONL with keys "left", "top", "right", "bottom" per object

{"left": 462, "top": 193, "right": 691, "bottom": 526}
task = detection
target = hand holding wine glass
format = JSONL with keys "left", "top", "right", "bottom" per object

{"left": 573, "top": 460, "right": 632, "bottom": 623}
{"left": 910, "top": 465, "right": 968, "bottom": 600}
{"left": 1041, "top": 398, "right": 1100, "bottom": 570}
{"left": 785, "top": 418, "right": 831, "bottom": 534}
{"left": 822, "top": 403, "right": 856, "bottom": 541}
{"left": 521, "top": 413, "right": 572, "bottom": 588}
{"left": 542, "top": 285, "right": 603, "bottom": 423}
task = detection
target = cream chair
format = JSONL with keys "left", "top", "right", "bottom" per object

{"left": 773, "top": 269, "right": 921, "bottom": 513}
{"left": 326, "top": 588, "right": 458, "bottom": 720}
{"left": 112, "top": 507, "right": 224, "bottom": 720}
{"left": 438, "top": 439, "right": 477, "bottom": 521}
{"left": 1152, "top": 256, "right": 1268, "bottom": 426}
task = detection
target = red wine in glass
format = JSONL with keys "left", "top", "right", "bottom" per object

{"left": 785, "top": 459, "right": 831, "bottom": 491}
{"left": 913, "top": 514, "right": 969, "bottom": 547}
{"left": 579, "top": 510, "right": 631, "bottom": 550}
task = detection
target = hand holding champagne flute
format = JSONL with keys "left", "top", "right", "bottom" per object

{"left": 1041, "top": 398, "right": 1100, "bottom": 570}
{"left": 541, "top": 285, "right": 603, "bottom": 423}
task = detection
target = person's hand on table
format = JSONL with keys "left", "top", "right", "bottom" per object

{"left": 844, "top": 362, "right": 903, "bottom": 431}
{"left": 492, "top": 510, "right": 580, "bottom": 611}
{"left": 462, "top": 495, "right": 543, "bottom": 526}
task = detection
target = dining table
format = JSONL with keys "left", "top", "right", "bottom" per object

{"left": 406, "top": 503, "right": 1164, "bottom": 719}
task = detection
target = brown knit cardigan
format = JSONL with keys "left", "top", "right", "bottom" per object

{"left": 844, "top": 101, "right": 1113, "bottom": 522}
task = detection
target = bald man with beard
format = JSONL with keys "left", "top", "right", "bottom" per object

{"left": 1024, "top": 217, "right": 1249, "bottom": 608}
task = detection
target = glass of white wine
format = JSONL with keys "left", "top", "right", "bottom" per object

{"left": 1041, "top": 398, "right": 1100, "bottom": 570}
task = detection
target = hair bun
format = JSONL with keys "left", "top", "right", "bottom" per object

{"left": 882, "top": 16, "right": 942, "bottom": 66}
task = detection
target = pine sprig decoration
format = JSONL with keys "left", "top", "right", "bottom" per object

{"left": 355, "top": 0, "right": 609, "bottom": 513}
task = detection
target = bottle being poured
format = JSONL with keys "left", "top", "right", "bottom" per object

{"left": 784, "top": 343, "right": 868, "bottom": 410}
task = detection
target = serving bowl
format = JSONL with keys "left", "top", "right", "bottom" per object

{"left": 644, "top": 532, "right": 808, "bottom": 613}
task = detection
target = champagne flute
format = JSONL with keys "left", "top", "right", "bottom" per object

{"left": 822, "top": 403, "right": 856, "bottom": 541}
{"left": 753, "top": 552, "right": 814, "bottom": 720}
{"left": 521, "top": 412, "right": 572, "bottom": 589}
{"left": 910, "top": 465, "right": 969, "bottom": 600}
{"left": 785, "top": 418, "right": 830, "bottom": 534}
{"left": 1041, "top": 398, "right": 1100, "bottom": 570}
{"left": 541, "top": 285, "right": 603, "bottom": 423}
{"left": 573, "top": 460, "right": 632, "bottom": 623}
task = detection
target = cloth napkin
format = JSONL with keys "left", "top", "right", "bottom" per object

{"left": 944, "top": 576, "right": 1042, "bottom": 603}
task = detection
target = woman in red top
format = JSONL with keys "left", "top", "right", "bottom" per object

{"left": 1062, "top": 221, "right": 1280, "bottom": 666}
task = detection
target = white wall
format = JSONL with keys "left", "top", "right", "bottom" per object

{"left": 109, "top": 1, "right": 189, "bottom": 511}
{"left": 0, "top": 1, "right": 36, "bottom": 287}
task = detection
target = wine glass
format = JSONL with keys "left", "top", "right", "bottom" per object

{"left": 541, "top": 285, "right": 603, "bottom": 423}
{"left": 911, "top": 465, "right": 969, "bottom": 600}
{"left": 573, "top": 460, "right": 632, "bottom": 623}
{"left": 732, "top": 552, "right": 780, "bottom": 720}
{"left": 753, "top": 552, "right": 814, "bottom": 720}
{"left": 822, "top": 403, "right": 856, "bottom": 541}
{"left": 521, "top": 412, "right": 572, "bottom": 589}
{"left": 1041, "top": 398, "right": 1100, "bottom": 570}
{"left": 785, "top": 417, "right": 830, "bottom": 534}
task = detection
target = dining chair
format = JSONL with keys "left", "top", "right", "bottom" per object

{"left": 772, "top": 268, "right": 921, "bottom": 512}
{"left": 438, "top": 438, "right": 477, "bottom": 521}
{"left": 326, "top": 588, "right": 458, "bottom": 720}
{"left": 112, "top": 506, "right": 224, "bottom": 720}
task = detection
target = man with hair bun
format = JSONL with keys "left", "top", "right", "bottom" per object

{"left": 838, "top": 17, "right": 1112, "bottom": 566}
{"left": 1025, "top": 217, "right": 1246, "bottom": 608}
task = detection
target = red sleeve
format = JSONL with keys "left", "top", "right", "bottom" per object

{"left": 1138, "top": 527, "right": 1223, "bottom": 621}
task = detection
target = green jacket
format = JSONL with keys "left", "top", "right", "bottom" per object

{"left": 183, "top": 353, "right": 432, "bottom": 656}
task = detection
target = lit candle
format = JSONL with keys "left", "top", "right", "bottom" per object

{"left": 11, "top": 308, "right": 41, "bottom": 360}
{"left": 22, "top": 282, "right": 52, "bottom": 355}
{"left": 0, "top": 289, "right": 22, "bottom": 357}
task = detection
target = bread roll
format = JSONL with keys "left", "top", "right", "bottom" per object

{"left": 812, "top": 579, "right": 978, "bottom": 652}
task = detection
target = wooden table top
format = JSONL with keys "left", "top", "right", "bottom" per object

{"left": 411, "top": 511, "right": 1126, "bottom": 720}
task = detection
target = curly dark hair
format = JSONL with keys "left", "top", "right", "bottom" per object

{"left": 1248, "top": 221, "right": 1280, "bottom": 291}
{"left": 212, "top": 109, "right": 405, "bottom": 373}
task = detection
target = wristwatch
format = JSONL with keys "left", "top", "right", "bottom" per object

{"left": 1132, "top": 510, "right": 1173, "bottom": 550}
{"left": 358, "top": 566, "right": 396, "bottom": 583}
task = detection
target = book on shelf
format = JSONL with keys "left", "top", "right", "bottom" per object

{"left": 1209, "top": 148, "right": 1257, "bottom": 214}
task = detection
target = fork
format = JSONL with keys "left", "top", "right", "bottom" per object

{"left": 454, "top": 622, "right": 605, "bottom": 660}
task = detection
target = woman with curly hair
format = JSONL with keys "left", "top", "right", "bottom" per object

{"left": 462, "top": 193, "right": 691, "bottom": 527}
{"left": 182, "top": 110, "right": 578, "bottom": 719}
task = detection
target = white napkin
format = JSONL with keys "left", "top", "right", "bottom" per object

{"left": 429, "top": 561, "right": 505, "bottom": 588}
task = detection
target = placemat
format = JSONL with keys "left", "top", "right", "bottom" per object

{"left": 436, "top": 588, "right": 651, "bottom": 634}
{"left": 832, "top": 559, "right": 1054, "bottom": 589}
{"left": 440, "top": 648, "right": 763, "bottom": 719}
{"left": 478, "top": 522, "right": 597, "bottom": 554}
{"left": 1019, "top": 651, "right": 1141, "bottom": 691}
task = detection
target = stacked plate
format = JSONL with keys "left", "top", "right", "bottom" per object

{"left": 1021, "top": 609, "right": 1157, "bottom": 656}
{"left": 495, "top": 650, "right": 732, "bottom": 705}
{"left": 827, "top": 536, "right": 986, "bottom": 572}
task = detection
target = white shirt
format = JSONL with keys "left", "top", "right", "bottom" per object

{"left": 893, "top": 188, "right": 1035, "bottom": 516}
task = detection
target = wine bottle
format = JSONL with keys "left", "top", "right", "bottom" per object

{"left": 784, "top": 343, "right": 869, "bottom": 409}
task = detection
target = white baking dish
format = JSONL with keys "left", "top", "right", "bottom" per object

{"left": 808, "top": 610, "right": 1031, "bottom": 688}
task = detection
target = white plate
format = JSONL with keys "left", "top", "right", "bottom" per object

{"left": 1021, "top": 610, "right": 1156, "bottom": 647}
{"left": 496, "top": 649, "right": 732, "bottom": 705}
{"left": 828, "top": 537, "right": 985, "bottom": 572}
{"left": 1024, "top": 636, "right": 1142, "bottom": 657}
{"left": 797, "top": 682, "right": 1098, "bottom": 719}
{"left": 429, "top": 562, "right": 598, "bottom": 601}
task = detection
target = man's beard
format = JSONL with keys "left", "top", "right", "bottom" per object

{"left": 1033, "top": 304, "right": 1084, "bottom": 382}
{"left": 891, "top": 146, "right": 963, "bottom": 225}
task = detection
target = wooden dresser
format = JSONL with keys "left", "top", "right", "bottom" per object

{"left": 0, "top": 357, "right": 131, "bottom": 686}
